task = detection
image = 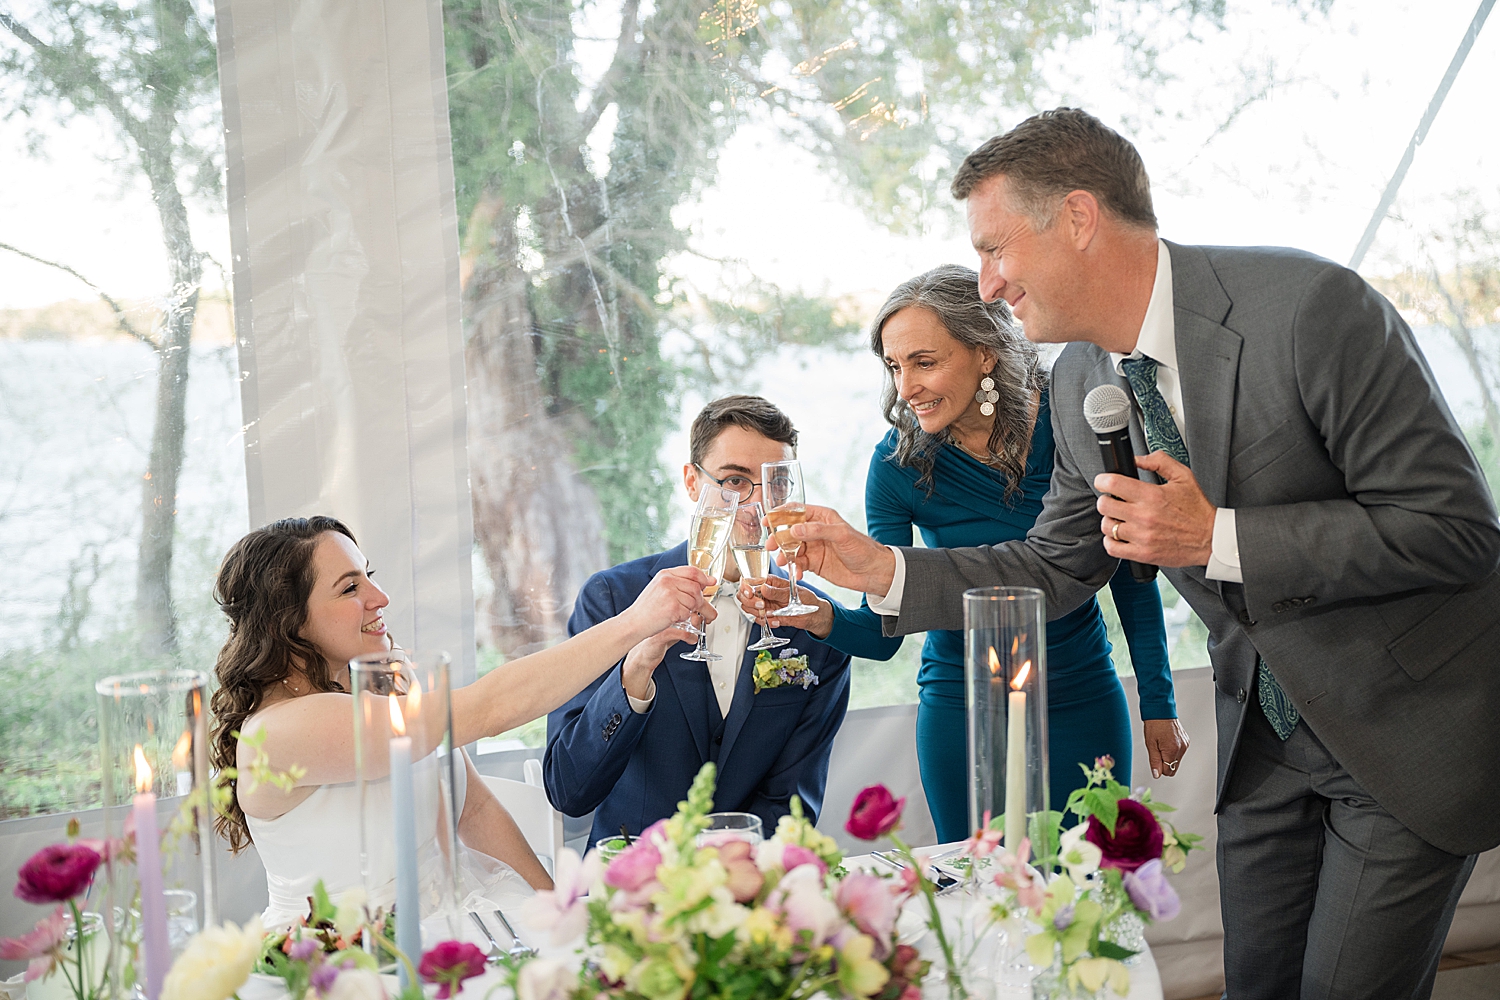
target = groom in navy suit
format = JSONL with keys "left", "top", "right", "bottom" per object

{"left": 544, "top": 396, "right": 852, "bottom": 847}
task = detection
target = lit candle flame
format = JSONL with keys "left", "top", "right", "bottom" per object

{"left": 388, "top": 693, "right": 406, "bottom": 737}
{"left": 133, "top": 744, "right": 153, "bottom": 793}
{"left": 1010, "top": 636, "right": 1019, "bottom": 656}
{"left": 1011, "top": 660, "right": 1032, "bottom": 691}
{"left": 171, "top": 730, "right": 192, "bottom": 771}
{"left": 407, "top": 675, "right": 422, "bottom": 719}
{"left": 987, "top": 646, "right": 1002, "bottom": 676}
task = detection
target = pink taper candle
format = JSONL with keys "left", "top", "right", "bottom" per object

{"left": 133, "top": 746, "right": 171, "bottom": 1000}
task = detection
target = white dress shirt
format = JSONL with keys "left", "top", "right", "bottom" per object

{"left": 870, "top": 239, "right": 1242, "bottom": 615}
{"left": 627, "top": 586, "right": 750, "bottom": 717}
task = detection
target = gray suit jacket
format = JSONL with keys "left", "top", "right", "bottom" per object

{"left": 890, "top": 241, "right": 1500, "bottom": 856}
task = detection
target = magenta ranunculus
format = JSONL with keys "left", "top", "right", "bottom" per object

{"left": 1084, "top": 799, "right": 1163, "bottom": 873}
{"left": 604, "top": 838, "right": 662, "bottom": 894}
{"left": 15, "top": 843, "right": 101, "bottom": 905}
{"left": 419, "top": 940, "right": 488, "bottom": 999}
{"left": 845, "top": 785, "right": 905, "bottom": 841}
{"left": 1123, "top": 858, "right": 1181, "bottom": 921}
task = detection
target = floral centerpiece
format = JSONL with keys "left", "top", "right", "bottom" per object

{"left": 974, "top": 756, "right": 1202, "bottom": 998}
{"left": 503, "top": 761, "right": 928, "bottom": 1000}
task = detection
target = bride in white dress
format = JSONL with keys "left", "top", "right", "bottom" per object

{"left": 208, "top": 515, "right": 709, "bottom": 927}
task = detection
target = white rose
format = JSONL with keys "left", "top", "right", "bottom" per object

{"left": 161, "top": 916, "right": 263, "bottom": 1000}
{"left": 323, "top": 968, "right": 387, "bottom": 1000}
{"left": 333, "top": 886, "right": 369, "bottom": 939}
{"left": 516, "top": 957, "right": 576, "bottom": 1000}
{"left": 1059, "top": 823, "right": 1102, "bottom": 885}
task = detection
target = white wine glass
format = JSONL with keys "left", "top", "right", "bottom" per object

{"left": 731, "top": 502, "right": 789, "bottom": 650}
{"left": 680, "top": 484, "right": 739, "bottom": 659}
{"left": 761, "top": 459, "right": 819, "bottom": 617}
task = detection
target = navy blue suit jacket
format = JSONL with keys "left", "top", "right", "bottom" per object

{"left": 544, "top": 542, "right": 852, "bottom": 847}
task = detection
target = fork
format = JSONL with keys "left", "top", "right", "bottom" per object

{"left": 469, "top": 911, "right": 504, "bottom": 963}
{"left": 493, "top": 908, "right": 537, "bottom": 959}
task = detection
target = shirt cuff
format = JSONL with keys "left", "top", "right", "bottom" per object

{"left": 625, "top": 678, "right": 656, "bottom": 714}
{"left": 1205, "top": 508, "right": 1243, "bottom": 583}
{"left": 867, "top": 547, "right": 905, "bottom": 616}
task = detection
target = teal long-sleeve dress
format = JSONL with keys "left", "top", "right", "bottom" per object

{"left": 827, "top": 392, "right": 1177, "bottom": 842}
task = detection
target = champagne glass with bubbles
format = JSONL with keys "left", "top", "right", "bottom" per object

{"left": 761, "top": 460, "right": 820, "bottom": 616}
{"left": 731, "top": 502, "right": 789, "bottom": 651}
{"left": 679, "top": 484, "right": 739, "bottom": 659}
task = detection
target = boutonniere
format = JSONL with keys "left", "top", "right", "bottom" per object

{"left": 752, "top": 648, "right": 819, "bottom": 694}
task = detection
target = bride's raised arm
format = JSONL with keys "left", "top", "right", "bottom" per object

{"left": 213, "top": 517, "right": 712, "bottom": 822}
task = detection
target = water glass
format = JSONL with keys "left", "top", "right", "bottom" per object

{"left": 697, "top": 811, "right": 764, "bottom": 847}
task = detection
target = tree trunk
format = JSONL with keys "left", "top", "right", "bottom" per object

{"left": 465, "top": 196, "right": 609, "bottom": 657}
{"left": 133, "top": 88, "right": 201, "bottom": 659}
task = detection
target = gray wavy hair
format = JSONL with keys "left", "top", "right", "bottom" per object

{"left": 871, "top": 264, "right": 1048, "bottom": 498}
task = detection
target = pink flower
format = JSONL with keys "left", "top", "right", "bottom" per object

{"left": 891, "top": 851, "right": 930, "bottom": 898}
{"left": 780, "top": 845, "right": 827, "bottom": 875}
{"left": 709, "top": 840, "right": 765, "bottom": 903}
{"left": 15, "top": 843, "right": 101, "bottom": 904}
{"left": 419, "top": 940, "right": 487, "bottom": 999}
{"left": 965, "top": 810, "right": 1002, "bottom": 858}
{"left": 1085, "top": 799, "right": 1164, "bottom": 873}
{"left": 993, "top": 838, "right": 1044, "bottom": 916}
{"left": 0, "top": 906, "right": 67, "bottom": 982}
{"left": 767, "top": 865, "right": 843, "bottom": 949}
{"left": 521, "top": 847, "right": 602, "bottom": 946}
{"left": 845, "top": 785, "right": 905, "bottom": 841}
{"left": 604, "top": 838, "right": 661, "bottom": 894}
{"left": 834, "top": 873, "right": 897, "bottom": 957}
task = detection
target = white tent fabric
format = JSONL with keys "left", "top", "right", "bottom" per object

{"left": 215, "top": 0, "right": 476, "bottom": 681}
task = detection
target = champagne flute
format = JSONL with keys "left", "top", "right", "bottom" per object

{"left": 761, "top": 459, "right": 820, "bottom": 616}
{"left": 731, "top": 502, "right": 790, "bottom": 650}
{"left": 679, "top": 485, "right": 739, "bottom": 657}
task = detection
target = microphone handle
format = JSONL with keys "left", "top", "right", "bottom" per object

{"left": 1095, "top": 430, "right": 1158, "bottom": 583}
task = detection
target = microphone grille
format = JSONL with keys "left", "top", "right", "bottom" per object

{"left": 1083, "top": 384, "right": 1132, "bottom": 433}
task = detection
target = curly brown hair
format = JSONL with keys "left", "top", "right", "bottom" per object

{"left": 209, "top": 515, "right": 357, "bottom": 852}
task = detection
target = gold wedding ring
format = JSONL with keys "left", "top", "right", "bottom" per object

{"left": 1111, "top": 522, "right": 1121, "bottom": 542}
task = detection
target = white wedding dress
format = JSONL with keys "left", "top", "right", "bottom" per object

{"left": 248, "top": 749, "right": 532, "bottom": 927}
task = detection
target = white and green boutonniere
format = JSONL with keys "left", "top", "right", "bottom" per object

{"left": 752, "top": 648, "right": 819, "bottom": 694}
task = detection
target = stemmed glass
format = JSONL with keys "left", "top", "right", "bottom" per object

{"left": 680, "top": 485, "right": 739, "bottom": 661}
{"left": 761, "top": 459, "right": 820, "bottom": 617}
{"left": 731, "top": 502, "right": 789, "bottom": 651}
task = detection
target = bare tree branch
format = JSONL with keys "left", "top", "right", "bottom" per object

{"left": 577, "top": 0, "right": 643, "bottom": 141}
{"left": 0, "top": 240, "right": 159, "bottom": 350}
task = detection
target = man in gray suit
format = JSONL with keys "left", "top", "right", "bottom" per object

{"left": 760, "top": 109, "right": 1500, "bottom": 998}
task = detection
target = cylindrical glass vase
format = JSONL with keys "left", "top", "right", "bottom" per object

{"left": 95, "top": 669, "right": 217, "bottom": 998}
{"left": 965, "top": 587, "right": 1050, "bottom": 862}
{"left": 349, "top": 651, "right": 461, "bottom": 978}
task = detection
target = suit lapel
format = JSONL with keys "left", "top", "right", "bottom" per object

{"left": 1167, "top": 242, "right": 1242, "bottom": 509}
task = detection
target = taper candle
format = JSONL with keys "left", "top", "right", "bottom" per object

{"left": 132, "top": 746, "right": 171, "bottom": 1000}
{"left": 388, "top": 694, "right": 421, "bottom": 987}
{"left": 1004, "top": 660, "right": 1032, "bottom": 853}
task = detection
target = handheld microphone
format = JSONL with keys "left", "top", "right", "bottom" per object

{"left": 1083, "top": 384, "right": 1157, "bottom": 583}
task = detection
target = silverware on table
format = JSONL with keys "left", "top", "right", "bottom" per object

{"left": 469, "top": 911, "right": 504, "bottom": 962}
{"left": 871, "top": 850, "right": 961, "bottom": 892}
{"left": 493, "top": 908, "right": 537, "bottom": 959}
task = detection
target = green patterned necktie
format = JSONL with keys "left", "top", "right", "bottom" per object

{"left": 1120, "top": 355, "right": 1300, "bottom": 740}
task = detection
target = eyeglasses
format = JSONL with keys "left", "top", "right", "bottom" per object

{"left": 694, "top": 464, "right": 764, "bottom": 501}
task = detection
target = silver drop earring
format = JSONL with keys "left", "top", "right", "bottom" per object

{"left": 975, "top": 374, "right": 999, "bottom": 416}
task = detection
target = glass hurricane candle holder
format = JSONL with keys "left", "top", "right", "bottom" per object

{"left": 95, "top": 669, "right": 217, "bottom": 999}
{"left": 965, "top": 587, "right": 1050, "bottom": 862}
{"left": 349, "top": 651, "right": 460, "bottom": 982}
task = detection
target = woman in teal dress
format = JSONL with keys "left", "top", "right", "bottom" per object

{"left": 769, "top": 265, "right": 1189, "bottom": 843}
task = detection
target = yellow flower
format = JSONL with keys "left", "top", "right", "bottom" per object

{"left": 161, "top": 916, "right": 263, "bottom": 1000}
{"left": 599, "top": 943, "right": 636, "bottom": 982}
{"left": 1072, "top": 956, "right": 1131, "bottom": 996}
{"left": 836, "top": 933, "right": 891, "bottom": 998}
